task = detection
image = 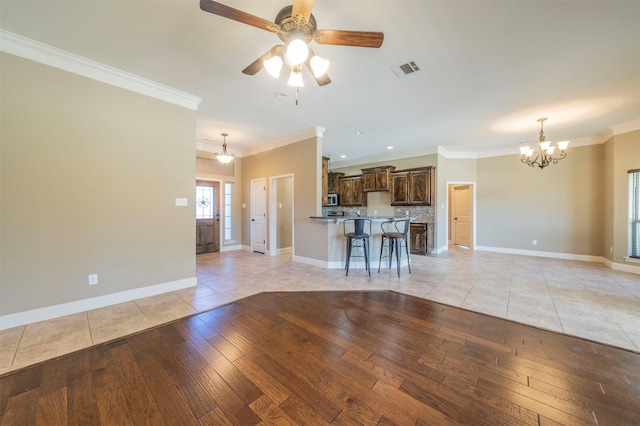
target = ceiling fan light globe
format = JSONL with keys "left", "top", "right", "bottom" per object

{"left": 264, "top": 56, "right": 283, "bottom": 78}
{"left": 285, "top": 39, "right": 309, "bottom": 66}
{"left": 287, "top": 70, "right": 304, "bottom": 87}
{"left": 310, "top": 55, "right": 330, "bottom": 77}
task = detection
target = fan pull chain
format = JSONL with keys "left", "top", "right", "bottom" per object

{"left": 296, "top": 87, "right": 299, "bottom": 106}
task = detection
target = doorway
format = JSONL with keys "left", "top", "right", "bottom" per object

{"left": 448, "top": 183, "right": 475, "bottom": 249}
{"left": 251, "top": 178, "right": 266, "bottom": 254}
{"left": 269, "top": 174, "right": 294, "bottom": 258}
{"left": 196, "top": 180, "right": 220, "bottom": 254}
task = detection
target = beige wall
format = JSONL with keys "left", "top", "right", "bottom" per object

{"left": 241, "top": 136, "right": 327, "bottom": 260}
{"left": 477, "top": 144, "right": 605, "bottom": 254}
{"left": 276, "top": 178, "right": 293, "bottom": 249}
{"left": 1, "top": 53, "right": 197, "bottom": 315}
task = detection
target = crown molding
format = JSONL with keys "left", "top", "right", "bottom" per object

{"left": 609, "top": 118, "right": 640, "bottom": 136}
{"left": 242, "top": 126, "right": 325, "bottom": 157}
{"left": 0, "top": 30, "right": 202, "bottom": 110}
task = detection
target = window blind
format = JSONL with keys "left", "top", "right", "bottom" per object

{"left": 629, "top": 169, "right": 640, "bottom": 258}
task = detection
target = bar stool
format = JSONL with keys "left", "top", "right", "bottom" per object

{"left": 378, "top": 219, "right": 412, "bottom": 277}
{"left": 343, "top": 218, "right": 372, "bottom": 276}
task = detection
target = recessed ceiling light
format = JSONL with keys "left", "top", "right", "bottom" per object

{"left": 275, "top": 92, "right": 287, "bottom": 98}
{"left": 355, "top": 131, "right": 364, "bottom": 135}
{"left": 340, "top": 155, "right": 347, "bottom": 158}
{"left": 387, "top": 146, "right": 394, "bottom": 150}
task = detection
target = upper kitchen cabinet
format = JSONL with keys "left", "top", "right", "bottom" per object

{"left": 390, "top": 167, "right": 436, "bottom": 206}
{"left": 361, "top": 166, "right": 395, "bottom": 192}
{"left": 340, "top": 175, "right": 367, "bottom": 206}
{"left": 327, "top": 171, "right": 344, "bottom": 194}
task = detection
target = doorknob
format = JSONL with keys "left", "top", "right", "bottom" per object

{"left": 252, "top": 219, "right": 255, "bottom": 221}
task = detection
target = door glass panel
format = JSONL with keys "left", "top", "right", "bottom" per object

{"left": 196, "top": 186, "right": 214, "bottom": 219}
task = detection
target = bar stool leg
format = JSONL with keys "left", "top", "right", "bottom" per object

{"left": 364, "top": 237, "right": 371, "bottom": 276}
{"left": 377, "top": 235, "right": 385, "bottom": 273}
{"left": 395, "top": 237, "right": 402, "bottom": 277}
{"left": 404, "top": 236, "right": 412, "bottom": 273}
{"left": 345, "top": 237, "right": 351, "bottom": 276}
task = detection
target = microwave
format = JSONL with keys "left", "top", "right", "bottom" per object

{"left": 325, "top": 193, "right": 339, "bottom": 206}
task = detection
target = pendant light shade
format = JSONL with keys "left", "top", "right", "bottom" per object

{"left": 215, "top": 133, "right": 234, "bottom": 164}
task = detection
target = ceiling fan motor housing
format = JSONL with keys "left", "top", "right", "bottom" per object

{"left": 275, "top": 5, "right": 317, "bottom": 43}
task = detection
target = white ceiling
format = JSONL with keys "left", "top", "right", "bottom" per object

{"left": 1, "top": 0, "right": 638, "bottom": 166}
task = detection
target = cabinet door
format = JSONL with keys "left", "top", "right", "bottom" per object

{"left": 352, "top": 177, "right": 366, "bottom": 206}
{"left": 361, "top": 170, "right": 375, "bottom": 192}
{"left": 410, "top": 224, "right": 427, "bottom": 254}
{"left": 375, "top": 169, "right": 390, "bottom": 191}
{"left": 409, "top": 169, "right": 431, "bottom": 206}
{"left": 390, "top": 172, "right": 410, "bottom": 205}
{"left": 340, "top": 178, "right": 353, "bottom": 205}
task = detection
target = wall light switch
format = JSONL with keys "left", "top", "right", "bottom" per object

{"left": 88, "top": 274, "right": 98, "bottom": 285}
{"left": 175, "top": 198, "right": 188, "bottom": 206}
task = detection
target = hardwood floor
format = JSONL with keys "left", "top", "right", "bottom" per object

{"left": 1, "top": 291, "right": 638, "bottom": 425}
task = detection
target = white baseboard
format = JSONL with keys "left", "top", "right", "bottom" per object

{"left": 0, "top": 277, "right": 197, "bottom": 330}
{"left": 277, "top": 247, "right": 292, "bottom": 255}
{"left": 220, "top": 244, "right": 242, "bottom": 252}
{"left": 475, "top": 245, "right": 604, "bottom": 262}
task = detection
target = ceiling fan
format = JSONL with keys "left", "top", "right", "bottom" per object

{"left": 199, "top": 0, "right": 384, "bottom": 87}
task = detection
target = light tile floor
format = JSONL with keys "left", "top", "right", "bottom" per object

{"left": 1, "top": 247, "right": 639, "bottom": 375}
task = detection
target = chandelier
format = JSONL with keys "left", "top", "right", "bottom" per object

{"left": 215, "top": 133, "right": 234, "bottom": 164}
{"left": 520, "top": 118, "right": 570, "bottom": 170}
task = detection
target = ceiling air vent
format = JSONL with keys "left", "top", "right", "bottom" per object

{"left": 391, "top": 60, "right": 422, "bottom": 78}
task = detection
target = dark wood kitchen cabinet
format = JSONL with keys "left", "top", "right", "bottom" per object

{"left": 361, "top": 166, "right": 395, "bottom": 192}
{"left": 390, "top": 167, "right": 435, "bottom": 206}
{"left": 327, "top": 171, "right": 344, "bottom": 194}
{"left": 410, "top": 222, "right": 434, "bottom": 255}
{"left": 340, "top": 175, "right": 366, "bottom": 206}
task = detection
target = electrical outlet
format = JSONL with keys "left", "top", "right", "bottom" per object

{"left": 88, "top": 274, "right": 98, "bottom": 285}
{"left": 532, "top": 240, "right": 538, "bottom": 246}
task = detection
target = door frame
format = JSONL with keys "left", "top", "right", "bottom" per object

{"left": 268, "top": 174, "right": 295, "bottom": 257}
{"left": 250, "top": 177, "right": 267, "bottom": 253}
{"left": 195, "top": 177, "right": 223, "bottom": 252}
{"left": 446, "top": 182, "right": 476, "bottom": 250}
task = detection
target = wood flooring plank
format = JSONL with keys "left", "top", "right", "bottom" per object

{"left": 278, "top": 394, "right": 331, "bottom": 425}
{"left": 252, "top": 354, "right": 342, "bottom": 423}
{"left": 233, "top": 355, "right": 292, "bottom": 405}
{"left": 0, "top": 388, "right": 39, "bottom": 426}
{"left": 147, "top": 339, "right": 218, "bottom": 420}
{"left": 67, "top": 402, "right": 100, "bottom": 426}
{"left": 209, "top": 354, "right": 263, "bottom": 405}
{"left": 108, "top": 343, "right": 165, "bottom": 425}
{"left": 196, "top": 356, "right": 263, "bottom": 426}
{"left": 94, "top": 380, "right": 135, "bottom": 425}
{"left": 249, "top": 394, "right": 298, "bottom": 425}
{"left": 132, "top": 349, "right": 200, "bottom": 425}
{"left": 198, "top": 407, "right": 234, "bottom": 425}
{"left": 35, "top": 387, "right": 67, "bottom": 426}
{"left": 65, "top": 352, "right": 95, "bottom": 415}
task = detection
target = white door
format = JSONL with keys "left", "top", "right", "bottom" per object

{"left": 251, "top": 178, "right": 266, "bottom": 253}
{"left": 453, "top": 184, "right": 472, "bottom": 248}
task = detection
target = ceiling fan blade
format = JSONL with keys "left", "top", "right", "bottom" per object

{"left": 305, "top": 47, "right": 331, "bottom": 86}
{"left": 242, "top": 45, "right": 285, "bottom": 75}
{"left": 291, "top": 0, "right": 315, "bottom": 24}
{"left": 315, "top": 29, "right": 384, "bottom": 48}
{"left": 200, "top": 0, "right": 273, "bottom": 32}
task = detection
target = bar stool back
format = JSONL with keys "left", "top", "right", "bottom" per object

{"left": 378, "top": 219, "right": 412, "bottom": 277}
{"left": 343, "top": 218, "right": 372, "bottom": 276}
